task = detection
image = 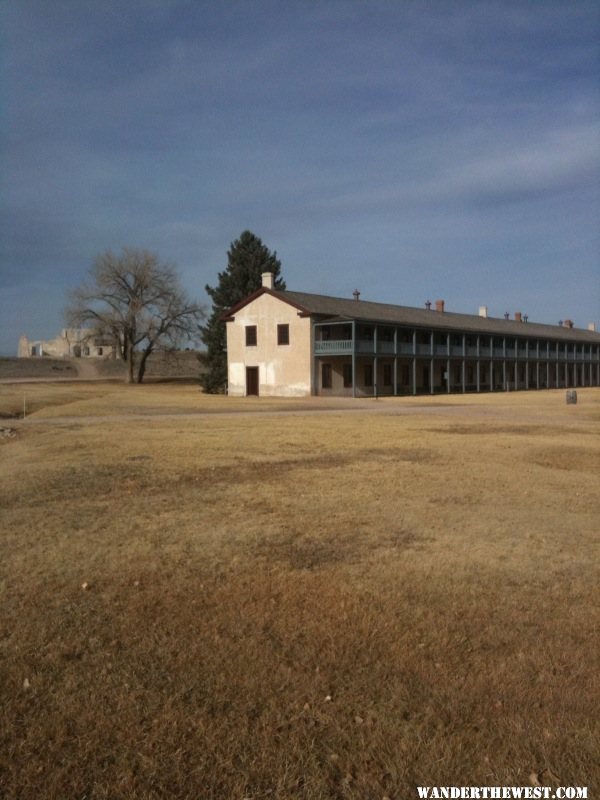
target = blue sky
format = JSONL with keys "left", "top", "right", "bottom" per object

{"left": 1, "top": 0, "right": 599, "bottom": 355}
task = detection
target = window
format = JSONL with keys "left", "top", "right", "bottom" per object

{"left": 343, "top": 364, "right": 353, "bottom": 388}
{"left": 383, "top": 364, "right": 392, "bottom": 386}
{"left": 364, "top": 364, "right": 373, "bottom": 387}
{"left": 245, "top": 325, "right": 257, "bottom": 346}
{"left": 277, "top": 324, "right": 289, "bottom": 345}
{"left": 97, "top": 347, "right": 103, "bottom": 356}
{"left": 402, "top": 365, "right": 410, "bottom": 385}
{"left": 322, "top": 363, "right": 332, "bottom": 389}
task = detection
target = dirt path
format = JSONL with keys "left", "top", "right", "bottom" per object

{"left": 73, "top": 360, "right": 102, "bottom": 380}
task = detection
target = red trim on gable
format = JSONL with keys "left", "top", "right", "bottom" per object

{"left": 220, "top": 288, "right": 311, "bottom": 322}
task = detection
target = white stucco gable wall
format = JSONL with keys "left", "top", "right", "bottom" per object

{"left": 226, "top": 292, "right": 312, "bottom": 397}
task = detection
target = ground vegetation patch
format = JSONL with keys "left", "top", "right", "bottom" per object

{"left": 1, "top": 386, "right": 599, "bottom": 798}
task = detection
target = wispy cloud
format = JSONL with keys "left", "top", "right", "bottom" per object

{"left": 1, "top": 0, "right": 598, "bottom": 352}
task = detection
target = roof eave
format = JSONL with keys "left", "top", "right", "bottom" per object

{"left": 220, "top": 288, "right": 311, "bottom": 322}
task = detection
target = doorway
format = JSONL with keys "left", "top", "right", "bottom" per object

{"left": 246, "top": 366, "right": 259, "bottom": 396}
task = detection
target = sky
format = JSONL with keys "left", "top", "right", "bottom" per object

{"left": 1, "top": 0, "right": 599, "bottom": 355}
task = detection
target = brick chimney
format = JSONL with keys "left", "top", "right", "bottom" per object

{"left": 435, "top": 299, "right": 445, "bottom": 313}
{"left": 515, "top": 311, "right": 522, "bottom": 322}
{"left": 261, "top": 272, "right": 274, "bottom": 289}
{"left": 563, "top": 319, "right": 574, "bottom": 329}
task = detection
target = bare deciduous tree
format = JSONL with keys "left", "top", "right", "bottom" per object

{"left": 67, "top": 247, "right": 204, "bottom": 383}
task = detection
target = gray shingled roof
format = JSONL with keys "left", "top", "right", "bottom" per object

{"left": 280, "top": 290, "right": 600, "bottom": 343}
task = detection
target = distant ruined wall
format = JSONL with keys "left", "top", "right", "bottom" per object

{"left": 17, "top": 329, "right": 116, "bottom": 358}
{"left": 17, "top": 335, "right": 32, "bottom": 357}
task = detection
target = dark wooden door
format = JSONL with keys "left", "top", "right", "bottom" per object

{"left": 246, "top": 366, "right": 259, "bottom": 396}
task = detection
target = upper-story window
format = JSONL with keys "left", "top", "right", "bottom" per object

{"left": 277, "top": 324, "right": 289, "bottom": 345}
{"left": 245, "top": 325, "right": 257, "bottom": 346}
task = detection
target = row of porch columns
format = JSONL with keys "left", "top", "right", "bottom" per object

{"left": 316, "top": 321, "right": 600, "bottom": 397}
{"left": 357, "top": 357, "right": 599, "bottom": 397}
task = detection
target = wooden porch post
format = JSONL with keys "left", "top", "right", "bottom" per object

{"left": 476, "top": 335, "right": 480, "bottom": 393}
{"left": 412, "top": 330, "right": 417, "bottom": 396}
{"left": 430, "top": 331, "right": 434, "bottom": 394}
{"left": 373, "top": 325, "right": 378, "bottom": 398}
{"left": 462, "top": 334, "right": 466, "bottom": 393}
{"left": 393, "top": 327, "right": 398, "bottom": 396}
{"left": 352, "top": 320, "right": 356, "bottom": 398}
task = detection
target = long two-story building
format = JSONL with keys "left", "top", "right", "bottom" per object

{"left": 223, "top": 273, "right": 600, "bottom": 397}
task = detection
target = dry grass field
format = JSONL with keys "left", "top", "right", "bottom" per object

{"left": 1, "top": 383, "right": 599, "bottom": 799}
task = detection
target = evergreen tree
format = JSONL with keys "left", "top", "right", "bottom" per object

{"left": 200, "top": 231, "right": 285, "bottom": 392}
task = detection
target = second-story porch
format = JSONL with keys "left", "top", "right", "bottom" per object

{"left": 312, "top": 320, "right": 600, "bottom": 395}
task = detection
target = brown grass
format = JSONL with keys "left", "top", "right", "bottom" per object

{"left": 0, "top": 351, "right": 203, "bottom": 383}
{"left": 1, "top": 385, "right": 599, "bottom": 799}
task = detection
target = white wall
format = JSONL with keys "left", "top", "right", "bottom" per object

{"left": 226, "top": 293, "right": 312, "bottom": 396}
